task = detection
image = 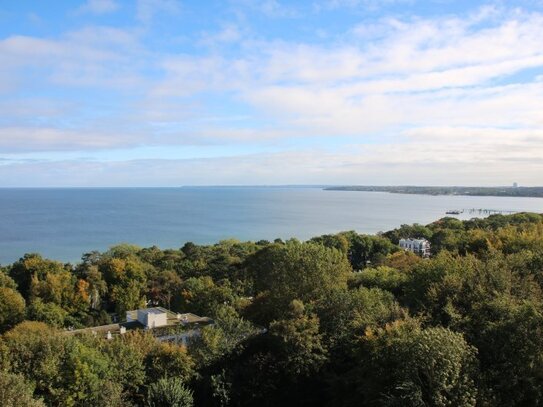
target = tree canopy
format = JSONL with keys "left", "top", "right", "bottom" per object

{"left": 1, "top": 212, "right": 543, "bottom": 406}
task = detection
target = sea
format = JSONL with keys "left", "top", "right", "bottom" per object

{"left": 0, "top": 187, "right": 542, "bottom": 265}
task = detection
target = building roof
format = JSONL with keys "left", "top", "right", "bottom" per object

{"left": 140, "top": 307, "right": 166, "bottom": 315}
{"left": 65, "top": 308, "right": 213, "bottom": 338}
{"left": 400, "top": 238, "right": 430, "bottom": 243}
{"left": 126, "top": 306, "right": 175, "bottom": 321}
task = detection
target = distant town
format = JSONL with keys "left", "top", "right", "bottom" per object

{"left": 325, "top": 185, "right": 543, "bottom": 198}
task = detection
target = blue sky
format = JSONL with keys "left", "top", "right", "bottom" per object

{"left": 1, "top": 0, "right": 543, "bottom": 186}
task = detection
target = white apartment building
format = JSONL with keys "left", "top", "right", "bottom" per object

{"left": 399, "top": 238, "right": 431, "bottom": 258}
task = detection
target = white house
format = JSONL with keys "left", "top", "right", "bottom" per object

{"left": 399, "top": 238, "right": 431, "bottom": 258}
{"left": 67, "top": 307, "right": 214, "bottom": 342}
{"left": 126, "top": 307, "right": 168, "bottom": 329}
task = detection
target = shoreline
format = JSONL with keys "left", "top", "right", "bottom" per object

{"left": 324, "top": 186, "right": 543, "bottom": 198}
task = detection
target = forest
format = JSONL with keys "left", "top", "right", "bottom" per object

{"left": 1, "top": 212, "right": 543, "bottom": 406}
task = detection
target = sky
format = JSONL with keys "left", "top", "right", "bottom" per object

{"left": 1, "top": 0, "right": 543, "bottom": 186}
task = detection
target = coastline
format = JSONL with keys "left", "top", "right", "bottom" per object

{"left": 324, "top": 186, "right": 543, "bottom": 198}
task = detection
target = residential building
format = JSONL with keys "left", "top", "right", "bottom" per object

{"left": 399, "top": 238, "right": 431, "bottom": 258}
{"left": 126, "top": 307, "right": 168, "bottom": 329}
{"left": 66, "top": 306, "right": 213, "bottom": 345}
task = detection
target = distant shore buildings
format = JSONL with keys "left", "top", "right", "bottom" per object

{"left": 399, "top": 238, "right": 431, "bottom": 258}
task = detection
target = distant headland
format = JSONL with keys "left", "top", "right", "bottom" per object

{"left": 324, "top": 185, "right": 543, "bottom": 198}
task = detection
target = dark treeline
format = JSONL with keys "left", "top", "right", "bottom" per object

{"left": 1, "top": 212, "right": 543, "bottom": 406}
{"left": 325, "top": 185, "right": 543, "bottom": 197}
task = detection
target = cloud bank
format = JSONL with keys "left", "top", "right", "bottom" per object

{"left": 0, "top": 1, "right": 542, "bottom": 185}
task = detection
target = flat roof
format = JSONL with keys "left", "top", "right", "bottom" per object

{"left": 139, "top": 307, "right": 167, "bottom": 315}
{"left": 65, "top": 312, "right": 213, "bottom": 337}
{"left": 127, "top": 307, "right": 175, "bottom": 321}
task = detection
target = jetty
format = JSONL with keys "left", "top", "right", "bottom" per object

{"left": 446, "top": 208, "right": 518, "bottom": 215}
{"left": 467, "top": 208, "right": 517, "bottom": 215}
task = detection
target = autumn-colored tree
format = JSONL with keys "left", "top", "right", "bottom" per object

{"left": 146, "top": 342, "right": 195, "bottom": 383}
{"left": 101, "top": 256, "right": 148, "bottom": 315}
{"left": 0, "top": 286, "right": 26, "bottom": 332}
{"left": 9, "top": 254, "right": 67, "bottom": 299}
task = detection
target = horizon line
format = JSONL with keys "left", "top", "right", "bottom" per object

{"left": 0, "top": 184, "right": 541, "bottom": 189}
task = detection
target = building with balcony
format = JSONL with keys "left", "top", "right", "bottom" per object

{"left": 399, "top": 238, "right": 431, "bottom": 258}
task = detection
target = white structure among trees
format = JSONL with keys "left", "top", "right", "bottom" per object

{"left": 126, "top": 307, "right": 168, "bottom": 329}
{"left": 399, "top": 238, "right": 431, "bottom": 258}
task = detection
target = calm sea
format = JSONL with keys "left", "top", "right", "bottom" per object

{"left": 0, "top": 187, "right": 542, "bottom": 265}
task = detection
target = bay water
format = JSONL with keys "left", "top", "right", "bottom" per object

{"left": 1, "top": 187, "right": 541, "bottom": 264}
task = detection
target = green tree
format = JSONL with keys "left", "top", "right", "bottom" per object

{"left": 247, "top": 242, "right": 352, "bottom": 323}
{"left": 0, "top": 270, "right": 17, "bottom": 289}
{"left": 147, "top": 377, "right": 194, "bottom": 407}
{"left": 430, "top": 228, "right": 468, "bottom": 254}
{"left": 0, "top": 370, "right": 45, "bottom": 407}
{"left": 267, "top": 300, "right": 327, "bottom": 379}
{"left": 177, "top": 276, "right": 234, "bottom": 317}
{"left": 469, "top": 300, "right": 543, "bottom": 406}
{"left": 146, "top": 342, "right": 195, "bottom": 383}
{"left": 0, "top": 287, "right": 26, "bottom": 332}
{"left": 349, "top": 234, "right": 397, "bottom": 270}
{"left": 402, "top": 251, "right": 481, "bottom": 324}
{"left": 26, "top": 299, "right": 68, "bottom": 327}
{"left": 350, "top": 266, "right": 409, "bottom": 296}
{"left": 349, "top": 322, "right": 478, "bottom": 407}
{"left": 0, "top": 321, "right": 60, "bottom": 383}
{"left": 384, "top": 223, "right": 433, "bottom": 244}
{"left": 75, "top": 264, "right": 107, "bottom": 310}
{"left": 61, "top": 339, "right": 111, "bottom": 406}
{"left": 9, "top": 254, "right": 67, "bottom": 300}
{"left": 101, "top": 256, "right": 148, "bottom": 315}
{"left": 29, "top": 269, "right": 77, "bottom": 310}
{"left": 189, "top": 305, "right": 257, "bottom": 368}
{"left": 309, "top": 233, "right": 350, "bottom": 254}
{"left": 1, "top": 321, "right": 113, "bottom": 406}
{"left": 148, "top": 270, "right": 182, "bottom": 310}
{"left": 381, "top": 250, "right": 423, "bottom": 272}
{"left": 103, "top": 330, "right": 156, "bottom": 403}
{"left": 316, "top": 287, "right": 404, "bottom": 351}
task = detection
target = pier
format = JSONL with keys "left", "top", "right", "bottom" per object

{"left": 467, "top": 208, "right": 517, "bottom": 215}
{"left": 446, "top": 208, "right": 518, "bottom": 215}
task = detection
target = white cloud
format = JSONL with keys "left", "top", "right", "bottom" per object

{"left": 2, "top": 142, "right": 542, "bottom": 186}
{"left": 77, "top": 0, "right": 119, "bottom": 15}
{"left": 199, "top": 25, "right": 243, "bottom": 47}
{"left": 0, "top": 127, "right": 145, "bottom": 153}
{"left": 225, "top": 9, "right": 543, "bottom": 138}
{"left": 1, "top": 4, "right": 543, "bottom": 185}
{"left": 136, "top": 0, "right": 180, "bottom": 23}
{"left": 230, "top": 0, "right": 299, "bottom": 17}
{"left": 315, "top": 0, "right": 415, "bottom": 12}
{"left": 0, "top": 27, "right": 147, "bottom": 90}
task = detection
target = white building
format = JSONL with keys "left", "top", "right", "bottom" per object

{"left": 126, "top": 307, "right": 168, "bottom": 329}
{"left": 66, "top": 307, "right": 214, "bottom": 342}
{"left": 399, "top": 238, "right": 431, "bottom": 258}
